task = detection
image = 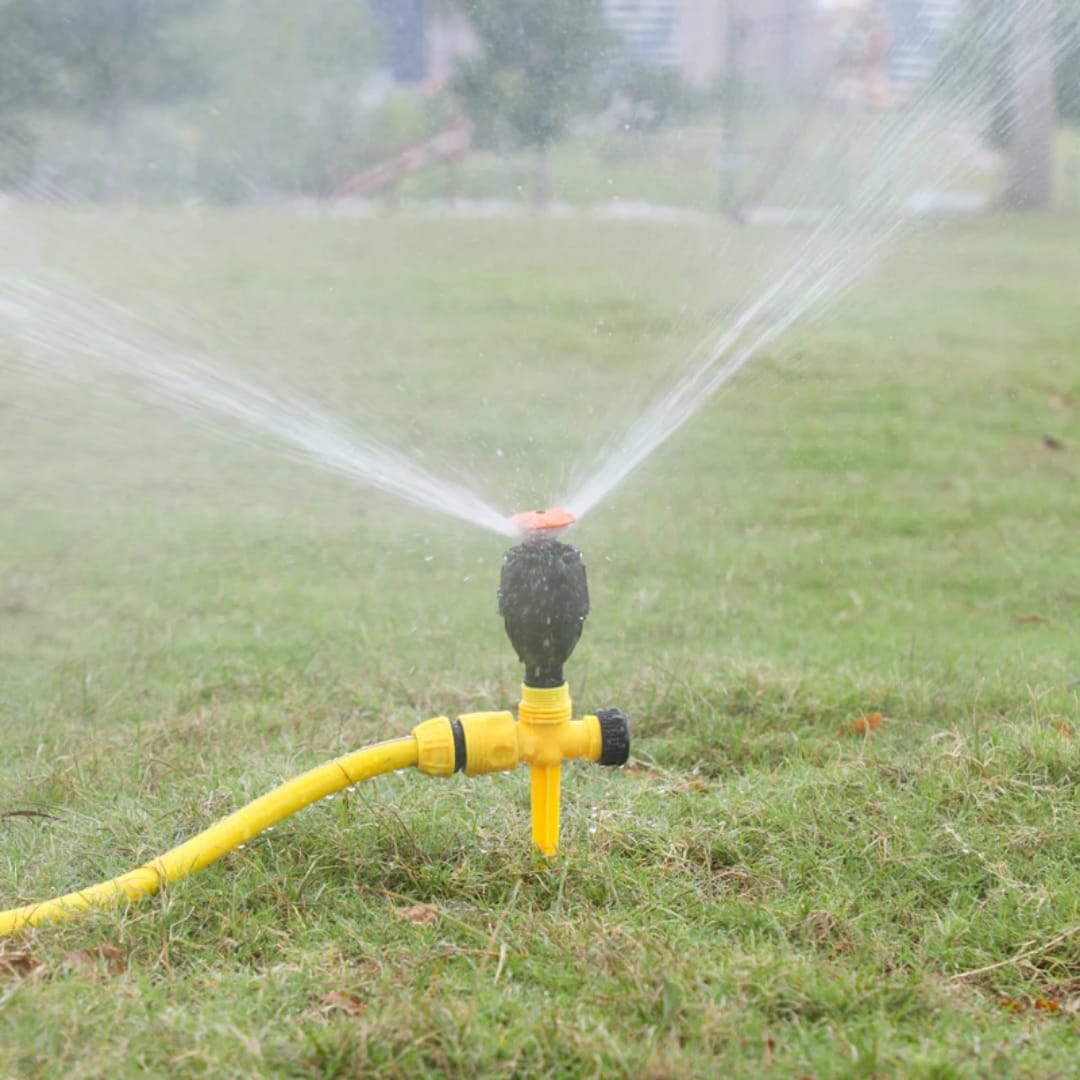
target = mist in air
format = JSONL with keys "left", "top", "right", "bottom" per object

{"left": 0, "top": 0, "right": 1074, "bottom": 533}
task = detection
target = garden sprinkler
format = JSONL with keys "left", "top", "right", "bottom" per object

{"left": 411, "top": 507, "right": 630, "bottom": 857}
{"left": 500, "top": 508, "right": 630, "bottom": 855}
{"left": 0, "top": 508, "right": 629, "bottom": 935}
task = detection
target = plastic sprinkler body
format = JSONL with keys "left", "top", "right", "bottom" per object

{"left": 498, "top": 509, "right": 630, "bottom": 856}
{"left": 412, "top": 508, "right": 629, "bottom": 857}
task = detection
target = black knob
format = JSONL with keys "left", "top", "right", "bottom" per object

{"left": 595, "top": 708, "right": 630, "bottom": 767}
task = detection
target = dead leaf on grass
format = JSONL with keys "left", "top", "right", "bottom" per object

{"left": 0, "top": 950, "right": 43, "bottom": 980}
{"left": 318, "top": 990, "right": 366, "bottom": 1017}
{"left": 61, "top": 943, "right": 125, "bottom": 977}
{"left": 1056, "top": 722, "right": 1075, "bottom": 740}
{"left": 840, "top": 712, "right": 883, "bottom": 737}
{"left": 762, "top": 1034, "right": 776, "bottom": 1067}
{"left": 392, "top": 904, "right": 438, "bottom": 926}
{"left": 998, "top": 995, "right": 1066, "bottom": 1015}
{"left": 623, "top": 765, "right": 659, "bottom": 778}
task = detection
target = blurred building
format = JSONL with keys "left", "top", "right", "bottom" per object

{"left": 368, "top": 1, "right": 961, "bottom": 106}
{"left": 604, "top": 0, "right": 965, "bottom": 103}
{"left": 881, "top": 0, "right": 959, "bottom": 90}
{"left": 604, "top": 0, "right": 826, "bottom": 96}
{"left": 884, "top": 0, "right": 963, "bottom": 89}
{"left": 369, "top": 0, "right": 427, "bottom": 85}
{"left": 368, "top": 0, "right": 477, "bottom": 94}
{"left": 370, "top": 1, "right": 827, "bottom": 99}
{"left": 603, "top": 0, "right": 679, "bottom": 67}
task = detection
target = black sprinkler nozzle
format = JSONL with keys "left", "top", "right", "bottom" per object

{"left": 498, "top": 538, "right": 589, "bottom": 688}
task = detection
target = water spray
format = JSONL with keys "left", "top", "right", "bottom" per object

{"left": 0, "top": 509, "right": 628, "bottom": 935}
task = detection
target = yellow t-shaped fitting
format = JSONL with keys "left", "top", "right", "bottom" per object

{"left": 412, "top": 683, "right": 615, "bottom": 858}
{"left": 517, "top": 683, "right": 600, "bottom": 858}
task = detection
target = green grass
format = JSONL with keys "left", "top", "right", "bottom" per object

{"left": 400, "top": 108, "right": 998, "bottom": 211}
{"left": 1, "top": 209, "right": 1079, "bottom": 1077}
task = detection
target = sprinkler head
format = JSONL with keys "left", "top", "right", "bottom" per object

{"left": 499, "top": 511, "right": 589, "bottom": 688}
{"left": 509, "top": 506, "right": 576, "bottom": 539}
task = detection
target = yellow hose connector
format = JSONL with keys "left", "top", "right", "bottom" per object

{"left": 0, "top": 737, "right": 417, "bottom": 936}
{"left": 413, "top": 711, "right": 519, "bottom": 777}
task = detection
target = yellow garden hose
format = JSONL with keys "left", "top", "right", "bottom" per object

{"left": 0, "top": 736, "right": 418, "bottom": 936}
{"left": 1, "top": 696, "right": 628, "bottom": 936}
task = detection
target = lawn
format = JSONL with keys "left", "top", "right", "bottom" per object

{"left": 399, "top": 107, "right": 997, "bottom": 212}
{"left": 1, "top": 208, "right": 1079, "bottom": 1077}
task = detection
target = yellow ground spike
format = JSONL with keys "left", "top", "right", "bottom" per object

{"left": 530, "top": 762, "right": 562, "bottom": 858}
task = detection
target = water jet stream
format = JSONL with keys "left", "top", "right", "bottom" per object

{"left": 0, "top": 274, "right": 517, "bottom": 537}
{"left": 563, "top": 4, "right": 1065, "bottom": 519}
{"left": 0, "top": 6, "right": 1066, "bottom": 538}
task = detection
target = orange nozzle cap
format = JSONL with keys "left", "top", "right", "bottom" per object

{"left": 509, "top": 507, "right": 576, "bottom": 535}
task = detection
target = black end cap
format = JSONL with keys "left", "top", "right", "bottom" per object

{"left": 450, "top": 718, "right": 466, "bottom": 773}
{"left": 595, "top": 708, "right": 631, "bottom": 767}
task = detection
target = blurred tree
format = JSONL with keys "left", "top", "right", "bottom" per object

{"left": 1004, "top": 0, "right": 1056, "bottom": 209}
{"left": 0, "top": 0, "right": 46, "bottom": 185}
{"left": 611, "top": 62, "right": 700, "bottom": 133}
{"left": 188, "top": 0, "right": 382, "bottom": 200}
{"left": 0, "top": 0, "right": 216, "bottom": 195}
{"left": 11, "top": 1, "right": 215, "bottom": 127}
{"left": 1055, "top": 0, "right": 1080, "bottom": 128}
{"left": 449, "top": 0, "right": 609, "bottom": 204}
{"left": 941, "top": 0, "right": 1078, "bottom": 209}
